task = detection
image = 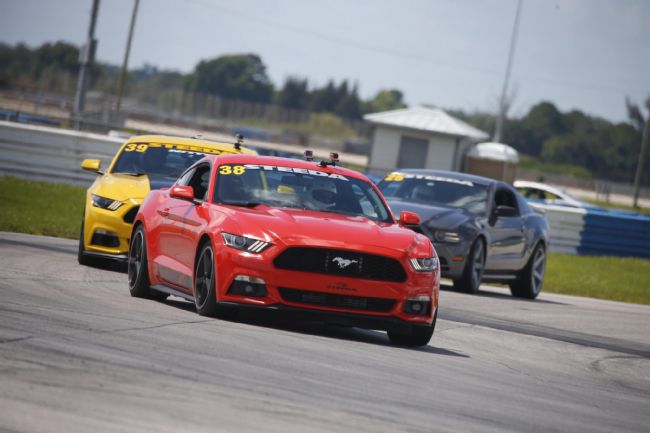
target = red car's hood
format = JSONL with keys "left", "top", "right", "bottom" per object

{"left": 216, "top": 206, "right": 426, "bottom": 256}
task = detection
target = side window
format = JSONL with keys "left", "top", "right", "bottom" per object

{"left": 494, "top": 188, "right": 519, "bottom": 215}
{"left": 176, "top": 167, "right": 196, "bottom": 187}
{"left": 187, "top": 164, "right": 211, "bottom": 200}
{"left": 516, "top": 194, "right": 531, "bottom": 215}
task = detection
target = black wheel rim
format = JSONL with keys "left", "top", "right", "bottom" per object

{"left": 531, "top": 247, "right": 546, "bottom": 295}
{"left": 195, "top": 247, "right": 214, "bottom": 308}
{"left": 471, "top": 241, "right": 485, "bottom": 290}
{"left": 128, "top": 231, "right": 143, "bottom": 289}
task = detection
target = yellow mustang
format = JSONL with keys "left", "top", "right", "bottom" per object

{"left": 78, "top": 135, "right": 257, "bottom": 266}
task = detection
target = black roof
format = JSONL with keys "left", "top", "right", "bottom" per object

{"left": 396, "top": 169, "right": 496, "bottom": 186}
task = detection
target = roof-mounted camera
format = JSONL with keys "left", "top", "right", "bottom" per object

{"left": 234, "top": 134, "right": 244, "bottom": 150}
{"left": 319, "top": 152, "right": 339, "bottom": 167}
{"left": 304, "top": 150, "right": 314, "bottom": 161}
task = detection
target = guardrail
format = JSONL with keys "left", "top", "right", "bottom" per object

{"left": 530, "top": 203, "right": 650, "bottom": 258}
{"left": 0, "top": 120, "right": 123, "bottom": 185}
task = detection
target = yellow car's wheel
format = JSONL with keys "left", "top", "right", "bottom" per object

{"left": 77, "top": 209, "right": 101, "bottom": 267}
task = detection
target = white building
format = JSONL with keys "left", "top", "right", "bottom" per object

{"left": 364, "top": 106, "right": 489, "bottom": 171}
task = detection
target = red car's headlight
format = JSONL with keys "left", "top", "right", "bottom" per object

{"left": 409, "top": 257, "right": 438, "bottom": 272}
{"left": 221, "top": 232, "right": 271, "bottom": 254}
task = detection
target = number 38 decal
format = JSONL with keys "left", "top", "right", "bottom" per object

{"left": 219, "top": 165, "right": 246, "bottom": 175}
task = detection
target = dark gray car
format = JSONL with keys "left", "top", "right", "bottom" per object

{"left": 378, "top": 169, "right": 549, "bottom": 298}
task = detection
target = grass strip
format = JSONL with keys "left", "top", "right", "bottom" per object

{"left": 544, "top": 253, "right": 650, "bottom": 305}
{"left": 0, "top": 176, "right": 85, "bottom": 239}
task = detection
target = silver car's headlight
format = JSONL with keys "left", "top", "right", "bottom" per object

{"left": 434, "top": 230, "right": 461, "bottom": 243}
{"left": 92, "top": 194, "right": 123, "bottom": 211}
{"left": 410, "top": 257, "right": 438, "bottom": 272}
{"left": 221, "top": 232, "right": 271, "bottom": 253}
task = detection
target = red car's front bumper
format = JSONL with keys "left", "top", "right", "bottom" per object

{"left": 214, "top": 244, "right": 439, "bottom": 330}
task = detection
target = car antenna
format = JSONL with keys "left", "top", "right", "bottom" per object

{"left": 234, "top": 134, "right": 244, "bottom": 150}
{"left": 319, "top": 152, "right": 339, "bottom": 167}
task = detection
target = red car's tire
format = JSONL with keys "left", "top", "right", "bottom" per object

{"left": 387, "top": 309, "right": 437, "bottom": 347}
{"left": 194, "top": 241, "right": 219, "bottom": 316}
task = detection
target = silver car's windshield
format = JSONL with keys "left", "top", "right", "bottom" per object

{"left": 379, "top": 173, "right": 489, "bottom": 215}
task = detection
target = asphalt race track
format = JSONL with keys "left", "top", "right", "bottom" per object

{"left": 1, "top": 232, "right": 649, "bottom": 433}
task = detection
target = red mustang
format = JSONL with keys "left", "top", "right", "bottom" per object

{"left": 128, "top": 153, "right": 439, "bottom": 346}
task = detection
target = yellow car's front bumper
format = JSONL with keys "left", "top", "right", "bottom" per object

{"left": 82, "top": 195, "right": 143, "bottom": 260}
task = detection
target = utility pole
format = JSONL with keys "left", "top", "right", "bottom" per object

{"left": 73, "top": 0, "right": 101, "bottom": 127}
{"left": 632, "top": 116, "right": 649, "bottom": 208}
{"left": 494, "top": 0, "right": 523, "bottom": 143}
{"left": 115, "top": 0, "right": 140, "bottom": 112}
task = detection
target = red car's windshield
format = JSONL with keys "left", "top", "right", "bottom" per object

{"left": 215, "top": 163, "right": 392, "bottom": 223}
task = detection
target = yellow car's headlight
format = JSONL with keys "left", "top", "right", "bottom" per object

{"left": 92, "top": 194, "right": 123, "bottom": 211}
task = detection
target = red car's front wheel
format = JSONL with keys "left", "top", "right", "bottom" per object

{"left": 194, "top": 241, "right": 219, "bottom": 316}
{"left": 387, "top": 309, "right": 437, "bottom": 347}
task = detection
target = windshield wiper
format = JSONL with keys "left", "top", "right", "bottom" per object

{"left": 220, "top": 201, "right": 262, "bottom": 208}
{"left": 113, "top": 171, "right": 146, "bottom": 177}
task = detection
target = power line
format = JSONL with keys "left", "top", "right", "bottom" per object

{"left": 183, "top": 0, "right": 644, "bottom": 97}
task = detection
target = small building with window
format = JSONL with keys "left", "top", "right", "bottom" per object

{"left": 364, "top": 106, "right": 489, "bottom": 173}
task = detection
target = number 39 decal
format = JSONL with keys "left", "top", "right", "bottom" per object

{"left": 124, "top": 143, "right": 149, "bottom": 152}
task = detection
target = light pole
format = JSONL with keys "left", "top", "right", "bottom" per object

{"left": 115, "top": 0, "right": 140, "bottom": 112}
{"left": 494, "top": 0, "right": 523, "bottom": 143}
{"left": 73, "top": 0, "right": 101, "bottom": 127}
{"left": 633, "top": 116, "right": 649, "bottom": 208}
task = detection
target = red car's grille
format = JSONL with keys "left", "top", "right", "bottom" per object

{"left": 273, "top": 247, "right": 407, "bottom": 282}
{"left": 278, "top": 288, "right": 396, "bottom": 312}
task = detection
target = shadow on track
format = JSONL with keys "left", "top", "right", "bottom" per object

{"left": 440, "top": 283, "right": 566, "bottom": 305}
{"left": 162, "top": 298, "right": 468, "bottom": 358}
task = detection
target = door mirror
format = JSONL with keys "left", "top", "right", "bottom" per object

{"left": 170, "top": 185, "right": 195, "bottom": 202}
{"left": 399, "top": 210, "right": 421, "bottom": 225}
{"left": 81, "top": 159, "right": 101, "bottom": 172}
{"left": 494, "top": 205, "right": 517, "bottom": 218}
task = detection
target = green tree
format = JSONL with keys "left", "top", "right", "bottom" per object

{"left": 510, "top": 101, "right": 567, "bottom": 156}
{"left": 277, "top": 76, "right": 309, "bottom": 110}
{"left": 309, "top": 80, "right": 339, "bottom": 112}
{"left": 32, "top": 41, "right": 79, "bottom": 78}
{"left": 334, "top": 82, "right": 361, "bottom": 119}
{"left": 364, "top": 89, "right": 406, "bottom": 113}
{"left": 185, "top": 54, "right": 274, "bottom": 103}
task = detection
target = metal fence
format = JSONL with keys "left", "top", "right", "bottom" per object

{"left": 0, "top": 89, "right": 371, "bottom": 149}
{"left": 0, "top": 120, "right": 123, "bottom": 185}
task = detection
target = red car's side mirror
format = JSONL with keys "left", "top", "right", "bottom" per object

{"left": 170, "top": 185, "right": 195, "bottom": 202}
{"left": 399, "top": 210, "right": 421, "bottom": 225}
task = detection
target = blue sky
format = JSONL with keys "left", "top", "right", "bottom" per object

{"left": 1, "top": 0, "right": 648, "bottom": 122}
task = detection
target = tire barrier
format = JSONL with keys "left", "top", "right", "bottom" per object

{"left": 530, "top": 203, "right": 650, "bottom": 258}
